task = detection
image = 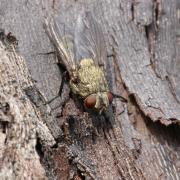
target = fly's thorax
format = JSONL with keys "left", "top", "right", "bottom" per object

{"left": 69, "top": 58, "right": 109, "bottom": 98}
{"left": 79, "top": 58, "right": 94, "bottom": 67}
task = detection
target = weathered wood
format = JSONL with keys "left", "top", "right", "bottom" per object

{"left": 0, "top": 40, "right": 55, "bottom": 179}
{"left": 133, "top": 0, "right": 153, "bottom": 25}
{"left": 0, "top": 0, "right": 180, "bottom": 179}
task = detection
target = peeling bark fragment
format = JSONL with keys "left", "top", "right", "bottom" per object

{"left": 0, "top": 42, "right": 48, "bottom": 179}
{"left": 106, "top": 0, "right": 180, "bottom": 125}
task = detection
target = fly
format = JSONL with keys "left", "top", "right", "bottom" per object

{"left": 44, "top": 11, "right": 114, "bottom": 114}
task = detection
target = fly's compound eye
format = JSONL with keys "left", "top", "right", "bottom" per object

{"left": 107, "top": 92, "right": 113, "bottom": 104}
{"left": 84, "top": 94, "right": 96, "bottom": 109}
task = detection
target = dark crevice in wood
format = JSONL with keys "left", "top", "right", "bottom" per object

{"left": 0, "top": 101, "right": 12, "bottom": 135}
{"left": 75, "top": 169, "right": 86, "bottom": 180}
{"left": 145, "top": 119, "right": 180, "bottom": 146}
{"left": 0, "top": 30, "right": 18, "bottom": 50}
{"left": 144, "top": 23, "right": 157, "bottom": 75}
{"left": 154, "top": 0, "right": 161, "bottom": 31}
{"left": 144, "top": 0, "right": 160, "bottom": 74}
{"left": 52, "top": 0, "right": 56, "bottom": 9}
{"left": 61, "top": 121, "right": 71, "bottom": 143}
{"left": 165, "top": 75, "right": 180, "bottom": 104}
{"left": 35, "top": 51, "right": 55, "bottom": 56}
{"left": 145, "top": 24, "right": 150, "bottom": 42}
{"left": 35, "top": 137, "right": 44, "bottom": 161}
{"left": 51, "top": 143, "right": 58, "bottom": 149}
{"left": 0, "top": 121, "right": 8, "bottom": 134}
{"left": 131, "top": 0, "right": 135, "bottom": 22}
{"left": 0, "top": 102, "right": 10, "bottom": 115}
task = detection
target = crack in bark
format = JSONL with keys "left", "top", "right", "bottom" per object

{"left": 154, "top": 0, "right": 162, "bottom": 31}
{"left": 143, "top": 0, "right": 163, "bottom": 79}
{"left": 131, "top": 0, "right": 135, "bottom": 22}
{"left": 165, "top": 75, "right": 180, "bottom": 105}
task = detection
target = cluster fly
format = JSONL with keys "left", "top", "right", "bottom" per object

{"left": 44, "top": 11, "right": 114, "bottom": 114}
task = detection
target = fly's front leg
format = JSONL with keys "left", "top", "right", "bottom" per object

{"left": 111, "top": 93, "right": 127, "bottom": 103}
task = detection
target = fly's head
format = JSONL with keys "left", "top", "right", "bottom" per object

{"left": 84, "top": 92, "right": 113, "bottom": 114}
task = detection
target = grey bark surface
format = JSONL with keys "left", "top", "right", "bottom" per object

{"left": 0, "top": 41, "right": 54, "bottom": 179}
{"left": 0, "top": 0, "right": 180, "bottom": 180}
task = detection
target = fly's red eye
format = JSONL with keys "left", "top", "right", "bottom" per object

{"left": 107, "top": 92, "right": 113, "bottom": 104}
{"left": 84, "top": 94, "right": 96, "bottom": 109}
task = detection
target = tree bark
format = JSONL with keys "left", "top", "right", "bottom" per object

{"left": 0, "top": 0, "right": 180, "bottom": 179}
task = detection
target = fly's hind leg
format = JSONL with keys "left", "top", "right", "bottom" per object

{"left": 46, "top": 71, "right": 67, "bottom": 104}
{"left": 34, "top": 49, "right": 70, "bottom": 111}
{"left": 45, "top": 70, "right": 69, "bottom": 110}
{"left": 46, "top": 58, "right": 70, "bottom": 112}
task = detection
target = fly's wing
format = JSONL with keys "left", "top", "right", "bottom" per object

{"left": 74, "top": 11, "right": 113, "bottom": 93}
{"left": 44, "top": 16, "right": 76, "bottom": 73}
{"left": 74, "top": 11, "right": 107, "bottom": 68}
